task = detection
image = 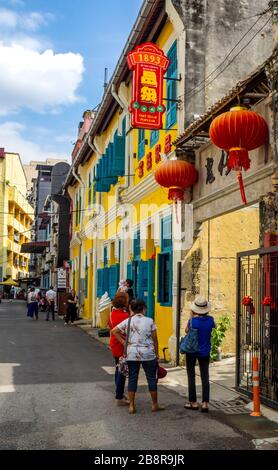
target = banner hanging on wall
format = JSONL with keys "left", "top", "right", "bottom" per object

{"left": 127, "top": 42, "right": 169, "bottom": 130}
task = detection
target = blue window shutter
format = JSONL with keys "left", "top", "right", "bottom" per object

{"left": 157, "top": 254, "right": 163, "bottom": 303}
{"left": 166, "top": 40, "right": 178, "bottom": 129}
{"left": 104, "top": 246, "right": 108, "bottom": 267}
{"left": 138, "top": 129, "right": 145, "bottom": 160}
{"left": 133, "top": 231, "right": 141, "bottom": 260}
{"left": 97, "top": 269, "right": 104, "bottom": 297}
{"left": 150, "top": 130, "right": 159, "bottom": 148}
{"left": 138, "top": 261, "right": 148, "bottom": 305}
{"left": 113, "top": 134, "right": 125, "bottom": 177}
{"left": 109, "top": 264, "right": 120, "bottom": 299}
{"left": 122, "top": 117, "right": 126, "bottom": 136}
{"left": 147, "top": 259, "right": 155, "bottom": 319}
{"left": 127, "top": 262, "right": 133, "bottom": 280}
{"left": 108, "top": 144, "right": 113, "bottom": 177}
{"left": 162, "top": 215, "right": 172, "bottom": 252}
{"left": 103, "top": 267, "right": 109, "bottom": 293}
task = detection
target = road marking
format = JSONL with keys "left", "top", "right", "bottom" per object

{"left": 101, "top": 366, "right": 115, "bottom": 375}
{"left": 0, "top": 363, "right": 20, "bottom": 393}
{"left": 0, "top": 385, "right": 15, "bottom": 393}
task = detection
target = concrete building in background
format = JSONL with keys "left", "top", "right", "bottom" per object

{"left": 24, "top": 158, "right": 68, "bottom": 192}
{"left": 0, "top": 149, "right": 34, "bottom": 282}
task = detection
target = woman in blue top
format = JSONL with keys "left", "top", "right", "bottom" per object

{"left": 184, "top": 295, "right": 215, "bottom": 412}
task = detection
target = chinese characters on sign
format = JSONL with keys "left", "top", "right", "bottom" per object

{"left": 191, "top": 250, "right": 201, "bottom": 295}
{"left": 164, "top": 134, "right": 172, "bottom": 155}
{"left": 127, "top": 42, "right": 169, "bottom": 130}
{"left": 205, "top": 151, "right": 231, "bottom": 184}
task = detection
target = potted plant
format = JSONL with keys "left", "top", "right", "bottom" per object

{"left": 210, "top": 315, "right": 230, "bottom": 361}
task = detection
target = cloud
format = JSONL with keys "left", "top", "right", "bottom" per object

{"left": 0, "top": 121, "right": 69, "bottom": 163}
{"left": 0, "top": 43, "right": 85, "bottom": 115}
{"left": 0, "top": 7, "right": 53, "bottom": 31}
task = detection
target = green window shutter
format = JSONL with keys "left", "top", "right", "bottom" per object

{"left": 113, "top": 134, "right": 125, "bottom": 176}
{"left": 104, "top": 246, "right": 108, "bottom": 267}
{"left": 97, "top": 269, "right": 104, "bottom": 297}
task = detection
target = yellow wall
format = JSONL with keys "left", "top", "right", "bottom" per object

{"left": 181, "top": 206, "right": 260, "bottom": 355}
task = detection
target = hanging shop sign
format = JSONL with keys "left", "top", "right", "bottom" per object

{"left": 127, "top": 42, "right": 169, "bottom": 130}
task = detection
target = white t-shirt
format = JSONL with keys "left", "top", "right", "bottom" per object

{"left": 28, "top": 292, "right": 37, "bottom": 303}
{"left": 46, "top": 290, "right": 56, "bottom": 302}
{"left": 117, "top": 314, "right": 157, "bottom": 361}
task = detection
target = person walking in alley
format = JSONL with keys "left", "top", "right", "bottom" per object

{"left": 109, "top": 292, "right": 130, "bottom": 406}
{"left": 112, "top": 299, "right": 164, "bottom": 414}
{"left": 46, "top": 286, "right": 56, "bottom": 321}
{"left": 27, "top": 287, "right": 39, "bottom": 320}
{"left": 184, "top": 295, "right": 215, "bottom": 412}
{"left": 64, "top": 289, "right": 78, "bottom": 325}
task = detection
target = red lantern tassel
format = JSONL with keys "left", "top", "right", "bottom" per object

{"left": 237, "top": 171, "right": 247, "bottom": 205}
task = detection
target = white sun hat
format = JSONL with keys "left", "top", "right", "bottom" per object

{"left": 190, "top": 295, "right": 212, "bottom": 315}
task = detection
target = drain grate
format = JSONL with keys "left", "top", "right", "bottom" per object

{"left": 209, "top": 398, "right": 249, "bottom": 414}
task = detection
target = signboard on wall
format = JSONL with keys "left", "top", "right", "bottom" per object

{"left": 57, "top": 268, "right": 67, "bottom": 289}
{"left": 127, "top": 42, "right": 169, "bottom": 130}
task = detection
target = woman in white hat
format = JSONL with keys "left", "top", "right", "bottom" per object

{"left": 184, "top": 295, "right": 215, "bottom": 412}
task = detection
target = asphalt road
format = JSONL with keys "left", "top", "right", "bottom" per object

{"left": 0, "top": 300, "right": 254, "bottom": 450}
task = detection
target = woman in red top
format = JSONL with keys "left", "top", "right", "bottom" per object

{"left": 109, "top": 292, "right": 129, "bottom": 406}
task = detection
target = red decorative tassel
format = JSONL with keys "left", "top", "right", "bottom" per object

{"left": 228, "top": 148, "right": 250, "bottom": 171}
{"left": 168, "top": 187, "right": 184, "bottom": 201}
{"left": 237, "top": 171, "right": 247, "bottom": 205}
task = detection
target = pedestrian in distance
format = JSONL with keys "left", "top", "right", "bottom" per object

{"left": 126, "top": 279, "right": 134, "bottom": 303}
{"left": 64, "top": 289, "right": 78, "bottom": 325}
{"left": 27, "top": 287, "right": 39, "bottom": 320}
{"left": 184, "top": 295, "right": 216, "bottom": 412}
{"left": 46, "top": 286, "right": 56, "bottom": 321}
{"left": 109, "top": 292, "right": 130, "bottom": 406}
{"left": 112, "top": 299, "right": 164, "bottom": 414}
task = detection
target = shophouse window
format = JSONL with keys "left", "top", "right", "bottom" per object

{"left": 150, "top": 130, "right": 159, "bottom": 148}
{"left": 138, "top": 129, "right": 145, "bottom": 160}
{"left": 133, "top": 230, "right": 141, "bottom": 260}
{"left": 157, "top": 215, "right": 172, "bottom": 306}
{"left": 166, "top": 41, "right": 178, "bottom": 129}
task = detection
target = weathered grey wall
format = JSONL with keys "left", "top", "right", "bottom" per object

{"left": 172, "top": 0, "right": 272, "bottom": 126}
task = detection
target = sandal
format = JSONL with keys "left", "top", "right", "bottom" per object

{"left": 152, "top": 405, "right": 165, "bottom": 412}
{"left": 184, "top": 403, "right": 199, "bottom": 410}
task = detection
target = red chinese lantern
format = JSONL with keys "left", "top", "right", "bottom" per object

{"left": 209, "top": 106, "right": 268, "bottom": 204}
{"left": 154, "top": 158, "right": 198, "bottom": 202}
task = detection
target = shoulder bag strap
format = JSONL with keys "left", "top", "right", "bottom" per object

{"left": 123, "top": 316, "right": 132, "bottom": 356}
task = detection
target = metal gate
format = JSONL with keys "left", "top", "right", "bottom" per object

{"left": 236, "top": 246, "right": 278, "bottom": 409}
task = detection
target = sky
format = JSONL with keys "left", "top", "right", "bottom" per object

{"left": 0, "top": 0, "right": 143, "bottom": 163}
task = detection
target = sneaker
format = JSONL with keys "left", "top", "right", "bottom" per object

{"left": 64, "top": 322, "right": 68, "bottom": 325}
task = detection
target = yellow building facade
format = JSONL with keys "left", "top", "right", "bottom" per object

{"left": 66, "top": 5, "right": 186, "bottom": 359}
{"left": 0, "top": 152, "right": 34, "bottom": 282}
